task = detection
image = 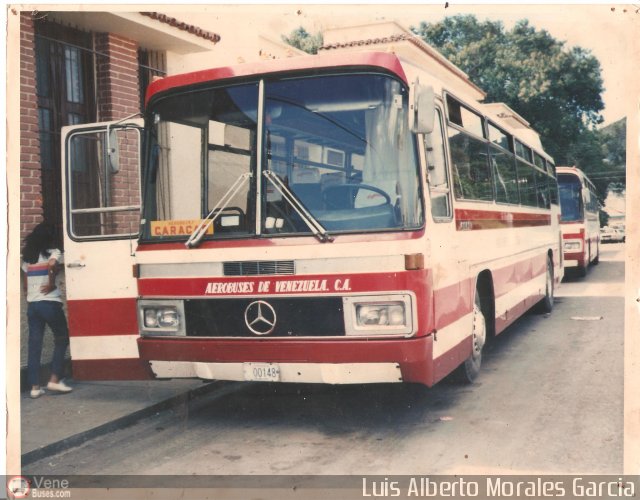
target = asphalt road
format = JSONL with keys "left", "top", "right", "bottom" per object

{"left": 25, "top": 244, "right": 624, "bottom": 476}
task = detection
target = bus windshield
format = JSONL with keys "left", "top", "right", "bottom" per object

{"left": 141, "top": 73, "right": 423, "bottom": 242}
{"left": 558, "top": 174, "right": 583, "bottom": 222}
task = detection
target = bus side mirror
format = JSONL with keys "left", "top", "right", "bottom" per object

{"left": 409, "top": 81, "right": 435, "bottom": 134}
{"left": 107, "top": 128, "right": 120, "bottom": 173}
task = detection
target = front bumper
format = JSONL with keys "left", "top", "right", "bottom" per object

{"left": 138, "top": 335, "right": 434, "bottom": 385}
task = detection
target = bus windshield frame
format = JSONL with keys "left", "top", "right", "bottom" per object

{"left": 140, "top": 71, "right": 424, "bottom": 243}
{"left": 558, "top": 173, "right": 584, "bottom": 222}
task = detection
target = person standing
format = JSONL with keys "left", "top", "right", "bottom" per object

{"left": 21, "top": 222, "right": 73, "bottom": 399}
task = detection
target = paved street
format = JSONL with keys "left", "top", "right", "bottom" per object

{"left": 23, "top": 244, "right": 624, "bottom": 476}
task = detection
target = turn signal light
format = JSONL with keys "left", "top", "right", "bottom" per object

{"left": 405, "top": 253, "right": 424, "bottom": 270}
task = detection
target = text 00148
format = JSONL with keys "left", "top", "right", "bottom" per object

{"left": 243, "top": 363, "right": 281, "bottom": 382}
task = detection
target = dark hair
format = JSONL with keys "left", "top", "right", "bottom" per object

{"left": 22, "top": 222, "right": 57, "bottom": 264}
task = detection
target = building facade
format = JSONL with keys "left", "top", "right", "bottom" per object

{"left": 18, "top": 10, "right": 223, "bottom": 244}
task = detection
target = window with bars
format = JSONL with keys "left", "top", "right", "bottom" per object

{"left": 32, "top": 18, "right": 168, "bottom": 241}
{"left": 35, "top": 20, "right": 96, "bottom": 238}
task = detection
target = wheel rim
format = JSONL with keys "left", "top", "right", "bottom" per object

{"left": 546, "top": 259, "right": 554, "bottom": 303}
{"left": 471, "top": 300, "right": 486, "bottom": 359}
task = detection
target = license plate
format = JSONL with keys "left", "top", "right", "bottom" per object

{"left": 243, "top": 363, "right": 281, "bottom": 382}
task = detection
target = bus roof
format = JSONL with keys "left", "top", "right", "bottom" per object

{"left": 145, "top": 51, "right": 407, "bottom": 106}
{"left": 557, "top": 166, "right": 595, "bottom": 186}
{"left": 557, "top": 166, "right": 585, "bottom": 177}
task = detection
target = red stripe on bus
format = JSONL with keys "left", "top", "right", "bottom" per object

{"left": 137, "top": 270, "right": 431, "bottom": 298}
{"left": 67, "top": 298, "right": 138, "bottom": 337}
{"left": 138, "top": 334, "right": 435, "bottom": 386}
{"left": 72, "top": 358, "right": 153, "bottom": 381}
{"left": 138, "top": 270, "right": 433, "bottom": 334}
{"left": 563, "top": 228, "right": 585, "bottom": 240}
{"left": 432, "top": 251, "right": 548, "bottom": 331}
{"left": 433, "top": 278, "right": 474, "bottom": 330}
{"left": 455, "top": 209, "right": 551, "bottom": 231}
{"left": 433, "top": 337, "right": 471, "bottom": 384}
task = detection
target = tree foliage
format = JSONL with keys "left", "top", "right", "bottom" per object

{"left": 282, "top": 27, "right": 323, "bottom": 55}
{"left": 600, "top": 119, "right": 626, "bottom": 168}
{"left": 412, "top": 15, "right": 606, "bottom": 168}
{"left": 598, "top": 118, "right": 627, "bottom": 194}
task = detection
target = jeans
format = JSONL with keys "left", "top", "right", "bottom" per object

{"left": 27, "top": 300, "right": 69, "bottom": 387}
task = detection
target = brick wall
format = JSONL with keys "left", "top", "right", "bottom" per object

{"left": 95, "top": 33, "right": 141, "bottom": 121}
{"left": 94, "top": 33, "right": 141, "bottom": 233}
{"left": 20, "top": 25, "right": 144, "bottom": 242}
{"left": 20, "top": 13, "right": 42, "bottom": 243}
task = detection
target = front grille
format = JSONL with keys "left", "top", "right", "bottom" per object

{"left": 184, "top": 297, "right": 344, "bottom": 337}
{"left": 223, "top": 260, "right": 295, "bottom": 276}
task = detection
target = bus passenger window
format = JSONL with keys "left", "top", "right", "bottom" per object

{"left": 491, "top": 146, "right": 519, "bottom": 204}
{"left": 517, "top": 161, "right": 538, "bottom": 207}
{"left": 449, "top": 129, "right": 493, "bottom": 201}
{"left": 535, "top": 168, "right": 550, "bottom": 209}
{"left": 426, "top": 109, "right": 451, "bottom": 219}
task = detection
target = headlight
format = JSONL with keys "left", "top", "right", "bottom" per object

{"left": 343, "top": 294, "right": 413, "bottom": 336}
{"left": 144, "top": 308, "right": 160, "bottom": 328}
{"left": 356, "top": 304, "right": 406, "bottom": 326}
{"left": 564, "top": 240, "right": 582, "bottom": 251}
{"left": 143, "top": 306, "right": 179, "bottom": 328}
{"left": 139, "top": 300, "right": 185, "bottom": 335}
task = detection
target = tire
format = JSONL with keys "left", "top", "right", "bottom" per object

{"left": 592, "top": 243, "right": 600, "bottom": 265}
{"left": 577, "top": 264, "right": 587, "bottom": 278}
{"left": 456, "top": 291, "right": 487, "bottom": 384}
{"left": 535, "top": 256, "right": 554, "bottom": 314}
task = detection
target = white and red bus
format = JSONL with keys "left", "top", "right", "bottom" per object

{"left": 557, "top": 166, "right": 600, "bottom": 276}
{"left": 61, "top": 48, "right": 562, "bottom": 387}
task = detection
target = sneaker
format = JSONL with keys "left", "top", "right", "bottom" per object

{"left": 46, "top": 381, "right": 73, "bottom": 394}
{"left": 30, "top": 388, "right": 45, "bottom": 399}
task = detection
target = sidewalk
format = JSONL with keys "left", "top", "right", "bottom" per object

{"left": 21, "top": 378, "right": 221, "bottom": 466}
{"left": 18, "top": 272, "right": 223, "bottom": 467}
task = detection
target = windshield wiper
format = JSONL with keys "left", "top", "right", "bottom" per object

{"left": 185, "top": 172, "right": 252, "bottom": 248}
{"left": 263, "top": 170, "right": 333, "bottom": 243}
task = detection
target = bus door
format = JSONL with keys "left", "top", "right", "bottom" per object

{"left": 61, "top": 120, "right": 150, "bottom": 380}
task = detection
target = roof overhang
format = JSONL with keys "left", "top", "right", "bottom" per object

{"left": 45, "top": 11, "right": 216, "bottom": 54}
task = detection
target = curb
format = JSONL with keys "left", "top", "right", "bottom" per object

{"left": 21, "top": 381, "right": 225, "bottom": 466}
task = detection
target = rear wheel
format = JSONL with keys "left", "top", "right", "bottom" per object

{"left": 577, "top": 264, "right": 587, "bottom": 277}
{"left": 535, "top": 256, "right": 554, "bottom": 314}
{"left": 456, "top": 291, "right": 487, "bottom": 384}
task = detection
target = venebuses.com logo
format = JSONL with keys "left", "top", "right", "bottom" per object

{"left": 6, "top": 476, "right": 72, "bottom": 499}
{"left": 7, "top": 476, "right": 30, "bottom": 499}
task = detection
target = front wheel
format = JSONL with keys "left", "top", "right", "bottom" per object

{"left": 456, "top": 292, "right": 487, "bottom": 384}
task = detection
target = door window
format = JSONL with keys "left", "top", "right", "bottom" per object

{"left": 67, "top": 127, "right": 141, "bottom": 239}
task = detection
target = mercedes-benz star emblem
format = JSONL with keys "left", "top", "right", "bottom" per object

{"left": 244, "top": 300, "right": 277, "bottom": 335}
